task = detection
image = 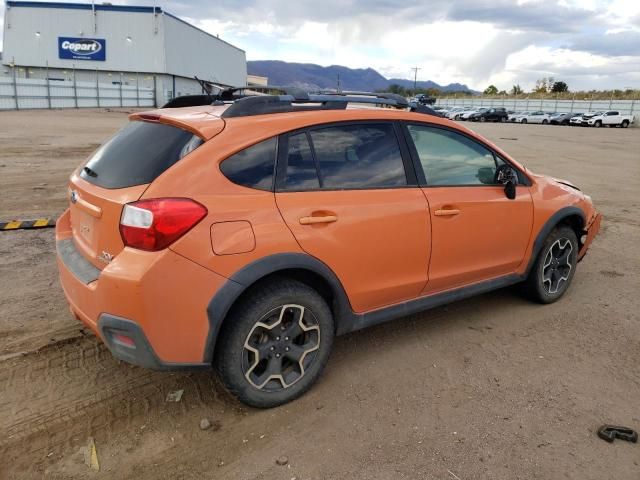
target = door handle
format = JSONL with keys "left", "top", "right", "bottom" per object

{"left": 434, "top": 209, "right": 460, "bottom": 216}
{"left": 299, "top": 215, "right": 338, "bottom": 225}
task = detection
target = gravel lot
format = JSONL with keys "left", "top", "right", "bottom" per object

{"left": 0, "top": 109, "right": 639, "bottom": 479}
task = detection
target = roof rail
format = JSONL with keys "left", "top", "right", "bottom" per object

{"left": 221, "top": 92, "right": 410, "bottom": 118}
{"left": 161, "top": 82, "right": 443, "bottom": 119}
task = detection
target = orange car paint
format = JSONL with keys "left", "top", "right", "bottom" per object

{"left": 56, "top": 104, "right": 601, "bottom": 366}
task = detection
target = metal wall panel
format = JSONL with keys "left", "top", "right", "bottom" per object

{"left": 3, "top": 4, "right": 166, "bottom": 73}
{"left": 2, "top": 3, "right": 247, "bottom": 87}
{"left": 162, "top": 14, "right": 246, "bottom": 86}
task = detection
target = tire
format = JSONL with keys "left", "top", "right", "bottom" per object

{"left": 521, "top": 118, "right": 527, "bottom": 124}
{"left": 215, "top": 278, "right": 334, "bottom": 408}
{"left": 500, "top": 117, "right": 506, "bottom": 123}
{"left": 454, "top": 115, "right": 460, "bottom": 120}
{"left": 480, "top": 116, "right": 486, "bottom": 122}
{"left": 542, "top": 119, "right": 548, "bottom": 125}
{"left": 594, "top": 120, "right": 602, "bottom": 128}
{"left": 523, "top": 225, "right": 578, "bottom": 304}
{"left": 621, "top": 120, "right": 629, "bottom": 128}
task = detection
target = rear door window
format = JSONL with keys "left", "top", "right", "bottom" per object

{"left": 284, "top": 133, "right": 321, "bottom": 190}
{"left": 80, "top": 120, "right": 203, "bottom": 189}
{"left": 309, "top": 123, "right": 407, "bottom": 189}
{"left": 279, "top": 123, "right": 409, "bottom": 191}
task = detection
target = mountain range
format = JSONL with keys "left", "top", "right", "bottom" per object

{"left": 247, "top": 60, "right": 474, "bottom": 93}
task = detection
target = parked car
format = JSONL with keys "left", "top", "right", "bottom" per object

{"left": 510, "top": 111, "right": 529, "bottom": 122}
{"left": 415, "top": 94, "right": 436, "bottom": 105}
{"left": 521, "top": 111, "right": 551, "bottom": 124}
{"left": 570, "top": 113, "right": 595, "bottom": 126}
{"left": 550, "top": 112, "right": 583, "bottom": 125}
{"left": 469, "top": 107, "right": 509, "bottom": 122}
{"left": 445, "top": 107, "right": 466, "bottom": 120}
{"left": 56, "top": 92, "right": 601, "bottom": 408}
{"left": 459, "top": 108, "right": 487, "bottom": 120}
{"left": 584, "top": 111, "right": 634, "bottom": 128}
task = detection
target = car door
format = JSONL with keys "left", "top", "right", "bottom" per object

{"left": 604, "top": 111, "right": 619, "bottom": 125}
{"left": 402, "top": 123, "right": 534, "bottom": 294}
{"left": 529, "top": 111, "right": 542, "bottom": 123}
{"left": 275, "top": 122, "right": 431, "bottom": 313}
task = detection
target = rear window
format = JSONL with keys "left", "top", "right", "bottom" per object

{"left": 80, "top": 121, "right": 203, "bottom": 189}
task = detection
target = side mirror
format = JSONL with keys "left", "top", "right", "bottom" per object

{"left": 495, "top": 165, "right": 519, "bottom": 200}
{"left": 504, "top": 181, "right": 516, "bottom": 200}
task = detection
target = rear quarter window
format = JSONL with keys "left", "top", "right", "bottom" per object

{"left": 219, "top": 137, "right": 277, "bottom": 191}
{"left": 80, "top": 121, "right": 202, "bottom": 189}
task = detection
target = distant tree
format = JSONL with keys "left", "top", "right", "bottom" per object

{"left": 534, "top": 77, "right": 555, "bottom": 93}
{"left": 498, "top": 90, "right": 507, "bottom": 95}
{"left": 387, "top": 83, "right": 407, "bottom": 96}
{"left": 510, "top": 84, "right": 523, "bottom": 95}
{"left": 483, "top": 85, "right": 499, "bottom": 95}
{"left": 551, "top": 81, "right": 569, "bottom": 93}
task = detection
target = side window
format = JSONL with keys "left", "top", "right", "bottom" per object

{"left": 406, "top": 125, "right": 497, "bottom": 186}
{"left": 284, "top": 132, "right": 320, "bottom": 190}
{"left": 309, "top": 123, "right": 407, "bottom": 189}
{"left": 220, "top": 137, "right": 276, "bottom": 191}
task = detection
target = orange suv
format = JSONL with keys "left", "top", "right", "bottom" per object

{"left": 56, "top": 91, "right": 601, "bottom": 407}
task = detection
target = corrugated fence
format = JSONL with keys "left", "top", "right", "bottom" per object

{"left": 0, "top": 76, "right": 156, "bottom": 110}
{"left": 436, "top": 98, "right": 639, "bottom": 127}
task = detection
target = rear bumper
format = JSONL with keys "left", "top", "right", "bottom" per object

{"left": 55, "top": 208, "right": 228, "bottom": 368}
{"left": 98, "top": 314, "right": 208, "bottom": 370}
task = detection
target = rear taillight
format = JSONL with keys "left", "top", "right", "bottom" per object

{"left": 119, "top": 198, "right": 207, "bottom": 251}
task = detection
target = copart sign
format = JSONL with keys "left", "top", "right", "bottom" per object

{"left": 58, "top": 37, "right": 106, "bottom": 61}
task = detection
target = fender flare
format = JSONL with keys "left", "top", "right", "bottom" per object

{"left": 524, "top": 206, "right": 586, "bottom": 276}
{"left": 203, "top": 253, "right": 354, "bottom": 363}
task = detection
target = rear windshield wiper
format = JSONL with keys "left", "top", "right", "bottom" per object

{"left": 83, "top": 166, "right": 98, "bottom": 178}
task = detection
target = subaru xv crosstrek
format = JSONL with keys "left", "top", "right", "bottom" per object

{"left": 56, "top": 91, "right": 601, "bottom": 408}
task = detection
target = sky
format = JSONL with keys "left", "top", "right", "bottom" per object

{"left": 1, "top": 0, "right": 639, "bottom": 91}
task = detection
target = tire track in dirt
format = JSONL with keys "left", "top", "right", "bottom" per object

{"left": 0, "top": 334, "right": 241, "bottom": 477}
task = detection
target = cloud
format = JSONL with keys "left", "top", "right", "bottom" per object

{"left": 565, "top": 30, "right": 640, "bottom": 57}
{"left": 0, "top": 0, "right": 638, "bottom": 91}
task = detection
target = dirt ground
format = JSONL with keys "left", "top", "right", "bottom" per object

{"left": 0, "top": 109, "right": 638, "bottom": 479}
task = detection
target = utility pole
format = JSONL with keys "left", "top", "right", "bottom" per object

{"left": 411, "top": 67, "right": 421, "bottom": 94}
{"left": 336, "top": 73, "right": 341, "bottom": 93}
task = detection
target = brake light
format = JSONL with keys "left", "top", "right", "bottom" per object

{"left": 119, "top": 198, "right": 207, "bottom": 251}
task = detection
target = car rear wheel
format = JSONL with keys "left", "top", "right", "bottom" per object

{"left": 542, "top": 119, "right": 549, "bottom": 124}
{"left": 621, "top": 120, "right": 629, "bottom": 128}
{"left": 523, "top": 225, "right": 578, "bottom": 304}
{"left": 215, "top": 278, "right": 334, "bottom": 408}
{"left": 521, "top": 118, "right": 527, "bottom": 124}
{"left": 500, "top": 117, "right": 506, "bottom": 123}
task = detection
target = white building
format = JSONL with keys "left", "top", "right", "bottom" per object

{"left": 1, "top": 1, "right": 247, "bottom": 106}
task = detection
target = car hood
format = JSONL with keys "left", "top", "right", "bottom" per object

{"left": 551, "top": 177, "right": 581, "bottom": 191}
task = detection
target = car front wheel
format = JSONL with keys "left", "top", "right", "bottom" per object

{"left": 523, "top": 225, "right": 578, "bottom": 304}
{"left": 215, "top": 278, "right": 334, "bottom": 408}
